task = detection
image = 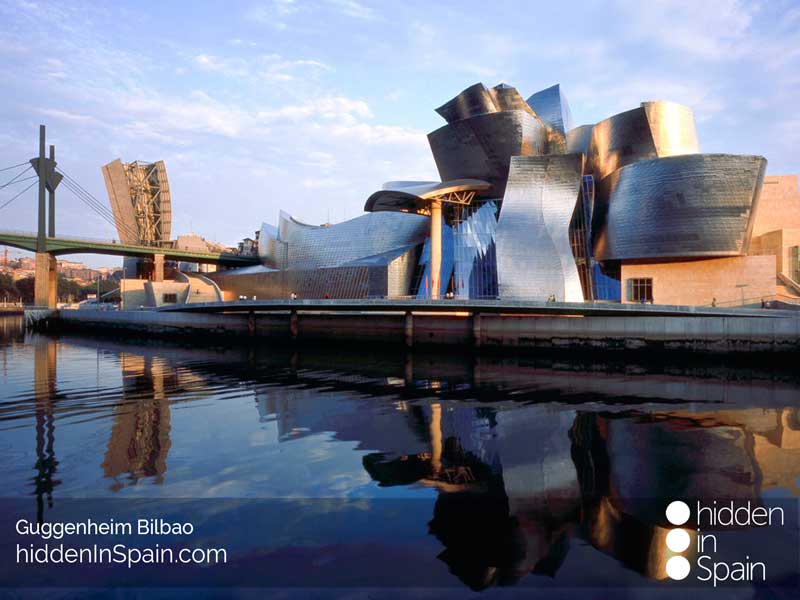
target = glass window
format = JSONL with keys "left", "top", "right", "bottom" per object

{"left": 628, "top": 278, "right": 653, "bottom": 303}
{"left": 163, "top": 293, "right": 178, "bottom": 303}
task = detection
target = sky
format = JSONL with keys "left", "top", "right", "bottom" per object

{"left": 0, "top": 0, "right": 799, "bottom": 267}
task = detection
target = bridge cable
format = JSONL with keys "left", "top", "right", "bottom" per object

{"left": 0, "top": 162, "right": 30, "bottom": 173}
{"left": 59, "top": 178, "right": 139, "bottom": 240}
{"left": 59, "top": 177, "right": 120, "bottom": 223}
{"left": 0, "top": 166, "right": 34, "bottom": 190}
{"left": 0, "top": 180, "right": 38, "bottom": 211}
{"left": 55, "top": 168, "right": 136, "bottom": 230}
{"left": 64, "top": 182, "right": 139, "bottom": 241}
{"left": 60, "top": 183, "right": 142, "bottom": 244}
{"left": 54, "top": 168, "right": 141, "bottom": 240}
{"left": 0, "top": 174, "right": 37, "bottom": 190}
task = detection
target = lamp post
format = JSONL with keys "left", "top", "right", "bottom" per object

{"left": 735, "top": 283, "right": 748, "bottom": 307}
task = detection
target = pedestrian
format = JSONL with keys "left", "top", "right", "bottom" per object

{"left": 711, "top": 297, "right": 716, "bottom": 307}
{"left": 290, "top": 291, "right": 297, "bottom": 300}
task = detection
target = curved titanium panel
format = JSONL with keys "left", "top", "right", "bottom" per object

{"left": 435, "top": 83, "right": 537, "bottom": 123}
{"left": 435, "top": 83, "right": 497, "bottom": 123}
{"left": 593, "top": 154, "right": 767, "bottom": 261}
{"left": 272, "top": 211, "right": 429, "bottom": 271}
{"left": 566, "top": 124, "right": 593, "bottom": 155}
{"left": 258, "top": 223, "right": 287, "bottom": 269}
{"left": 642, "top": 101, "right": 699, "bottom": 158}
{"left": 495, "top": 155, "right": 585, "bottom": 301}
{"left": 587, "top": 101, "right": 699, "bottom": 181}
{"left": 526, "top": 84, "right": 574, "bottom": 136}
{"left": 428, "top": 111, "right": 548, "bottom": 196}
{"left": 490, "top": 83, "right": 538, "bottom": 117}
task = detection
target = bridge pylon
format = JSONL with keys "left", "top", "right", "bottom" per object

{"left": 30, "top": 125, "right": 61, "bottom": 308}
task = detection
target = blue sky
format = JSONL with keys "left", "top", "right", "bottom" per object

{"left": 1, "top": 0, "right": 799, "bottom": 267}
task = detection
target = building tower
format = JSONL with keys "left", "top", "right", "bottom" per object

{"left": 101, "top": 159, "right": 172, "bottom": 246}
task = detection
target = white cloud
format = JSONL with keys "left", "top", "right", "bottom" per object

{"left": 325, "top": 0, "right": 378, "bottom": 20}
{"left": 257, "top": 96, "right": 372, "bottom": 123}
{"left": 192, "top": 52, "right": 330, "bottom": 81}
{"left": 248, "top": 0, "right": 299, "bottom": 29}
{"left": 193, "top": 54, "right": 250, "bottom": 77}
{"left": 38, "top": 108, "right": 96, "bottom": 123}
{"left": 614, "top": 0, "right": 756, "bottom": 60}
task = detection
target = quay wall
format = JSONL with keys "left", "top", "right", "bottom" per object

{"left": 45, "top": 308, "right": 800, "bottom": 354}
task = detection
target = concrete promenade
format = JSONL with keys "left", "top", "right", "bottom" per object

{"left": 41, "top": 299, "right": 800, "bottom": 354}
{"left": 154, "top": 298, "right": 794, "bottom": 318}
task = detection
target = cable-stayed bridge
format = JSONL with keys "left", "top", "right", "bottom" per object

{"left": 0, "top": 125, "right": 257, "bottom": 307}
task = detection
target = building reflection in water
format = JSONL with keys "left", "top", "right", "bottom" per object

{"left": 22, "top": 329, "right": 800, "bottom": 588}
{"left": 101, "top": 354, "right": 174, "bottom": 491}
{"left": 274, "top": 387, "right": 799, "bottom": 589}
{"left": 248, "top": 348, "right": 800, "bottom": 587}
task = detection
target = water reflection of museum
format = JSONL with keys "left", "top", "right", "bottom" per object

{"left": 31, "top": 341, "right": 800, "bottom": 587}
{"left": 258, "top": 384, "right": 800, "bottom": 588}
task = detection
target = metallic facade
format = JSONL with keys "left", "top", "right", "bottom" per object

{"left": 428, "top": 111, "right": 548, "bottom": 196}
{"left": 232, "top": 80, "right": 771, "bottom": 305}
{"left": 526, "top": 84, "right": 574, "bottom": 136}
{"left": 495, "top": 155, "right": 585, "bottom": 301}
{"left": 102, "top": 159, "right": 172, "bottom": 245}
{"left": 216, "top": 245, "right": 420, "bottom": 300}
{"left": 435, "top": 83, "right": 538, "bottom": 124}
{"left": 587, "top": 101, "right": 699, "bottom": 181}
{"left": 249, "top": 210, "right": 429, "bottom": 298}
{"left": 566, "top": 124, "right": 593, "bottom": 155}
{"left": 593, "top": 154, "right": 768, "bottom": 261}
{"left": 262, "top": 210, "right": 429, "bottom": 271}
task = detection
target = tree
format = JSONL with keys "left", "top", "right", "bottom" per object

{"left": 80, "top": 278, "right": 119, "bottom": 301}
{"left": 57, "top": 275, "right": 84, "bottom": 303}
{"left": 0, "top": 273, "right": 17, "bottom": 302}
{"left": 15, "top": 276, "right": 34, "bottom": 304}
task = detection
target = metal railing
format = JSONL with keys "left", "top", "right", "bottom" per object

{"left": 0, "top": 229, "right": 165, "bottom": 247}
{"left": 705, "top": 294, "right": 798, "bottom": 308}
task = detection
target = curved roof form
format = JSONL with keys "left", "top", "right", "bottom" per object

{"left": 260, "top": 211, "right": 429, "bottom": 271}
{"left": 428, "top": 110, "right": 548, "bottom": 196}
{"left": 592, "top": 154, "right": 767, "bottom": 262}
{"left": 364, "top": 179, "right": 491, "bottom": 212}
{"left": 526, "top": 84, "right": 574, "bottom": 136}
{"left": 587, "top": 101, "right": 699, "bottom": 180}
{"left": 435, "top": 82, "right": 538, "bottom": 123}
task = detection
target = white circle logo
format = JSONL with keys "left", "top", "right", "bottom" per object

{"left": 666, "top": 528, "right": 691, "bottom": 553}
{"left": 666, "top": 500, "right": 690, "bottom": 526}
{"left": 666, "top": 555, "right": 691, "bottom": 580}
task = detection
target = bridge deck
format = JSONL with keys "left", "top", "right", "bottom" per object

{"left": 0, "top": 231, "right": 259, "bottom": 266}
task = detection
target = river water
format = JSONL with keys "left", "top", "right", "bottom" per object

{"left": 0, "top": 315, "right": 798, "bottom": 597}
